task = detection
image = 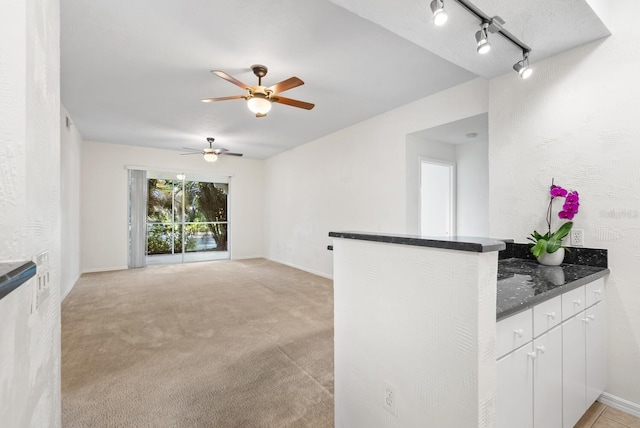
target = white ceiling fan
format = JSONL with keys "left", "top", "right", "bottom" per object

{"left": 181, "top": 138, "right": 243, "bottom": 162}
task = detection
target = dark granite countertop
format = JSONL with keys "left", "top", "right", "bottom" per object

{"left": 496, "top": 258, "right": 609, "bottom": 320}
{"left": 328, "top": 231, "right": 506, "bottom": 253}
{"left": 327, "top": 233, "right": 609, "bottom": 321}
{"left": 0, "top": 261, "right": 37, "bottom": 300}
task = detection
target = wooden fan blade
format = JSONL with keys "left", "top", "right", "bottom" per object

{"left": 182, "top": 147, "right": 201, "bottom": 151}
{"left": 267, "top": 77, "right": 304, "bottom": 94}
{"left": 211, "top": 70, "right": 250, "bottom": 90}
{"left": 271, "top": 96, "right": 315, "bottom": 110}
{"left": 180, "top": 152, "right": 202, "bottom": 156}
{"left": 201, "top": 95, "right": 245, "bottom": 103}
{"left": 220, "top": 152, "right": 243, "bottom": 157}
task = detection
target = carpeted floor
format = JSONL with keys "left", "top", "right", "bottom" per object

{"left": 61, "top": 259, "right": 334, "bottom": 427}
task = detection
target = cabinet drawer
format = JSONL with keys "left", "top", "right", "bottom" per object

{"left": 497, "top": 309, "right": 533, "bottom": 358}
{"left": 562, "top": 286, "right": 586, "bottom": 321}
{"left": 586, "top": 278, "right": 605, "bottom": 308}
{"left": 533, "top": 296, "right": 561, "bottom": 338}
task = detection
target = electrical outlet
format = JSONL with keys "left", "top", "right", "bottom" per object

{"left": 32, "top": 251, "right": 50, "bottom": 290}
{"left": 570, "top": 229, "right": 584, "bottom": 246}
{"left": 383, "top": 383, "right": 397, "bottom": 416}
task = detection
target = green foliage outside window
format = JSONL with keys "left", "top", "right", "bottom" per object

{"left": 146, "top": 179, "right": 228, "bottom": 255}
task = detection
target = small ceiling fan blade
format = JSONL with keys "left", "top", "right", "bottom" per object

{"left": 272, "top": 96, "right": 315, "bottom": 110}
{"left": 268, "top": 77, "right": 304, "bottom": 94}
{"left": 182, "top": 147, "right": 202, "bottom": 151}
{"left": 201, "top": 95, "right": 245, "bottom": 103}
{"left": 211, "top": 70, "right": 250, "bottom": 90}
{"left": 180, "top": 152, "right": 202, "bottom": 156}
{"left": 213, "top": 148, "right": 243, "bottom": 157}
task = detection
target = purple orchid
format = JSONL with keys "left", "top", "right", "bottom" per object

{"left": 530, "top": 181, "right": 580, "bottom": 258}
{"left": 565, "top": 191, "right": 579, "bottom": 204}
{"left": 550, "top": 185, "right": 568, "bottom": 198}
{"left": 558, "top": 210, "right": 575, "bottom": 220}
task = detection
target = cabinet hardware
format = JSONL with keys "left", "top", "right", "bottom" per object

{"left": 514, "top": 328, "right": 524, "bottom": 338}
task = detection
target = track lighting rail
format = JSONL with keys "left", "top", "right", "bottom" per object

{"left": 453, "top": 0, "right": 530, "bottom": 53}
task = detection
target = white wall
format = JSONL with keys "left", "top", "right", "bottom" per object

{"left": 80, "top": 141, "right": 264, "bottom": 272}
{"left": 265, "top": 78, "right": 489, "bottom": 277}
{"left": 456, "top": 139, "right": 489, "bottom": 237}
{"left": 60, "top": 105, "right": 82, "bottom": 299}
{"left": 489, "top": 1, "right": 640, "bottom": 406}
{"left": 0, "top": 0, "right": 62, "bottom": 426}
{"left": 334, "top": 238, "right": 497, "bottom": 427}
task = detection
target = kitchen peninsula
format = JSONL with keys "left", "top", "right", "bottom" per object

{"left": 329, "top": 231, "right": 608, "bottom": 428}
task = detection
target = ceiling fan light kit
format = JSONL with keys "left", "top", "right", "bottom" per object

{"left": 180, "top": 137, "right": 244, "bottom": 163}
{"left": 431, "top": 0, "right": 533, "bottom": 78}
{"left": 203, "top": 152, "right": 218, "bottom": 162}
{"left": 202, "top": 64, "right": 315, "bottom": 117}
{"left": 247, "top": 94, "right": 272, "bottom": 116}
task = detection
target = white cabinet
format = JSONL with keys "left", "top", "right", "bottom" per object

{"left": 497, "top": 277, "right": 606, "bottom": 428}
{"left": 497, "top": 308, "right": 533, "bottom": 358}
{"left": 497, "top": 343, "right": 534, "bottom": 428}
{"left": 534, "top": 325, "right": 563, "bottom": 428}
{"left": 586, "top": 300, "right": 606, "bottom": 406}
{"left": 562, "top": 278, "right": 607, "bottom": 428}
{"left": 562, "top": 311, "right": 587, "bottom": 428}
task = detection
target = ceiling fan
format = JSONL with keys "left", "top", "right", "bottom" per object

{"left": 202, "top": 64, "right": 315, "bottom": 117}
{"left": 181, "top": 138, "right": 243, "bottom": 162}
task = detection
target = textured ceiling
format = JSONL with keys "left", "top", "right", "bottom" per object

{"left": 329, "top": 0, "right": 610, "bottom": 78}
{"left": 60, "top": 0, "right": 609, "bottom": 160}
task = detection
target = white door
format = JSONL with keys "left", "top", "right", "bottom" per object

{"left": 586, "top": 301, "right": 606, "bottom": 406}
{"left": 496, "top": 343, "right": 534, "bottom": 428}
{"left": 563, "top": 314, "right": 587, "bottom": 428}
{"left": 533, "top": 326, "right": 563, "bottom": 428}
{"left": 420, "top": 160, "right": 455, "bottom": 237}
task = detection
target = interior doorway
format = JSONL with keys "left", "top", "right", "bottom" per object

{"left": 420, "top": 159, "right": 456, "bottom": 237}
{"left": 405, "top": 113, "right": 489, "bottom": 237}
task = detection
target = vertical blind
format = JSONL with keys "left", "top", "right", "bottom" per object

{"left": 128, "top": 169, "right": 147, "bottom": 268}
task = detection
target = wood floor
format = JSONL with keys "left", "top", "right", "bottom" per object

{"left": 576, "top": 402, "right": 640, "bottom": 428}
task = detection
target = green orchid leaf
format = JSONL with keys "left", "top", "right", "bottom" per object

{"left": 551, "top": 221, "right": 573, "bottom": 241}
{"left": 530, "top": 240, "right": 547, "bottom": 258}
{"left": 546, "top": 238, "right": 562, "bottom": 253}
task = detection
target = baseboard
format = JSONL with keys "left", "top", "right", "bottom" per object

{"left": 61, "top": 275, "right": 80, "bottom": 302}
{"left": 231, "top": 255, "right": 265, "bottom": 261}
{"left": 82, "top": 266, "right": 128, "bottom": 274}
{"left": 599, "top": 392, "right": 640, "bottom": 418}
{"left": 266, "top": 258, "right": 333, "bottom": 280}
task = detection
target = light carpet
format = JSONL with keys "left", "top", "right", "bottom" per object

{"left": 61, "top": 259, "right": 334, "bottom": 427}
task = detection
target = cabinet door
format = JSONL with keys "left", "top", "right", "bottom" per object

{"left": 563, "top": 314, "right": 587, "bottom": 428}
{"left": 586, "top": 301, "right": 606, "bottom": 406}
{"left": 533, "top": 326, "right": 562, "bottom": 428}
{"left": 497, "top": 343, "right": 534, "bottom": 428}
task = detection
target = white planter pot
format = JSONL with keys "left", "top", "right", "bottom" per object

{"left": 537, "top": 248, "right": 565, "bottom": 266}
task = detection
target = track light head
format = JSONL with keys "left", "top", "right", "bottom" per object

{"left": 513, "top": 51, "right": 532, "bottom": 79}
{"left": 475, "top": 22, "right": 491, "bottom": 54}
{"left": 430, "top": 0, "right": 448, "bottom": 26}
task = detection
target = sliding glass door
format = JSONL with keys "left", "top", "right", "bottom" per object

{"left": 146, "top": 173, "right": 229, "bottom": 264}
